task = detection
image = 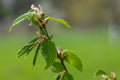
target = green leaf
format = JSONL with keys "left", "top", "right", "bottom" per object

{"left": 9, "top": 11, "right": 37, "bottom": 32}
{"left": 61, "top": 72, "right": 74, "bottom": 80}
{"left": 31, "top": 17, "right": 41, "bottom": 27}
{"left": 17, "top": 44, "right": 32, "bottom": 57}
{"left": 41, "top": 39, "right": 57, "bottom": 69}
{"left": 33, "top": 43, "right": 41, "bottom": 66}
{"left": 95, "top": 69, "right": 108, "bottom": 77}
{"left": 28, "top": 37, "right": 39, "bottom": 44}
{"left": 49, "top": 17, "right": 71, "bottom": 28}
{"left": 63, "top": 51, "right": 82, "bottom": 71}
{"left": 17, "top": 37, "right": 39, "bottom": 57}
{"left": 41, "top": 13, "right": 48, "bottom": 19}
{"left": 50, "top": 61, "right": 64, "bottom": 73}
{"left": 56, "top": 75, "right": 61, "bottom": 80}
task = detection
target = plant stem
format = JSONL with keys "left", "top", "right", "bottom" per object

{"left": 41, "top": 24, "right": 68, "bottom": 73}
{"left": 38, "top": 26, "right": 44, "bottom": 35}
{"left": 58, "top": 53, "right": 68, "bottom": 73}
{"left": 43, "top": 25, "right": 50, "bottom": 40}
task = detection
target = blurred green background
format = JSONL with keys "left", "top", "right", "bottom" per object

{"left": 0, "top": 0, "right": 120, "bottom": 80}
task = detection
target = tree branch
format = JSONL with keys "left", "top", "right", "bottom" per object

{"left": 58, "top": 52, "right": 68, "bottom": 73}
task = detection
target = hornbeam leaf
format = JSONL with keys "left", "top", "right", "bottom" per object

{"left": 17, "top": 37, "right": 39, "bottom": 57}
{"left": 9, "top": 11, "right": 37, "bottom": 32}
{"left": 63, "top": 51, "right": 82, "bottom": 71}
{"left": 28, "top": 37, "right": 39, "bottom": 44}
{"left": 95, "top": 69, "right": 108, "bottom": 77}
{"left": 61, "top": 72, "right": 74, "bottom": 80}
{"left": 33, "top": 43, "right": 41, "bottom": 66}
{"left": 49, "top": 17, "right": 71, "bottom": 28}
{"left": 31, "top": 17, "right": 41, "bottom": 27}
{"left": 50, "top": 61, "right": 64, "bottom": 73}
{"left": 41, "top": 39, "right": 57, "bottom": 69}
{"left": 17, "top": 44, "right": 33, "bottom": 57}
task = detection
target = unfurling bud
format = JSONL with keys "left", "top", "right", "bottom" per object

{"left": 57, "top": 47, "right": 63, "bottom": 56}
{"left": 36, "top": 31, "right": 41, "bottom": 36}
{"left": 31, "top": 4, "right": 39, "bottom": 11}
{"left": 31, "top": 4, "right": 43, "bottom": 16}
{"left": 111, "top": 72, "right": 116, "bottom": 78}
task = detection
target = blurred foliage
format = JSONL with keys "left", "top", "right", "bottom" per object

{"left": 48, "top": 0, "right": 120, "bottom": 29}
{"left": 1, "top": 0, "right": 120, "bottom": 31}
{"left": 0, "top": 31, "right": 120, "bottom": 80}
{"left": 0, "top": 0, "right": 10, "bottom": 21}
{"left": 12, "top": 0, "right": 35, "bottom": 15}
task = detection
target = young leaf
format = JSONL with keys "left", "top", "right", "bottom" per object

{"left": 28, "top": 37, "right": 39, "bottom": 44}
{"left": 9, "top": 11, "right": 37, "bottom": 32}
{"left": 63, "top": 51, "right": 82, "bottom": 71}
{"left": 41, "top": 13, "right": 48, "bottom": 19}
{"left": 41, "top": 39, "right": 57, "bottom": 69}
{"left": 17, "top": 44, "right": 32, "bottom": 57}
{"left": 33, "top": 43, "right": 41, "bottom": 66}
{"left": 61, "top": 72, "right": 74, "bottom": 80}
{"left": 50, "top": 61, "right": 64, "bottom": 73}
{"left": 31, "top": 17, "right": 41, "bottom": 27}
{"left": 17, "top": 37, "right": 39, "bottom": 57}
{"left": 95, "top": 69, "right": 108, "bottom": 77}
{"left": 49, "top": 17, "right": 71, "bottom": 28}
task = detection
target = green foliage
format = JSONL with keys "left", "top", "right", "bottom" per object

{"left": 9, "top": 4, "right": 82, "bottom": 80}
{"left": 33, "top": 43, "right": 41, "bottom": 66}
{"left": 50, "top": 61, "right": 64, "bottom": 73}
{"left": 63, "top": 50, "right": 82, "bottom": 71}
{"left": 41, "top": 39, "right": 57, "bottom": 69}
{"left": 49, "top": 17, "right": 71, "bottom": 28}
{"left": 31, "top": 17, "right": 41, "bottom": 27}
{"left": 17, "top": 37, "right": 39, "bottom": 57}
{"left": 61, "top": 72, "right": 74, "bottom": 80}
{"left": 9, "top": 11, "right": 37, "bottom": 32}
{"left": 56, "top": 75, "right": 61, "bottom": 80}
{"left": 55, "top": 72, "right": 74, "bottom": 80}
{"left": 95, "top": 69, "right": 108, "bottom": 77}
{"left": 95, "top": 69, "right": 117, "bottom": 80}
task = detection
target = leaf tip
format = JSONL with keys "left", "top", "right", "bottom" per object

{"left": 32, "top": 59, "right": 36, "bottom": 67}
{"left": 94, "top": 69, "right": 108, "bottom": 78}
{"left": 32, "top": 63, "right": 35, "bottom": 67}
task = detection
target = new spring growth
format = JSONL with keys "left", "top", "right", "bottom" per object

{"left": 36, "top": 31, "right": 45, "bottom": 43}
{"left": 9, "top": 3, "right": 81, "bottom": 80}
{"left": 31, "top": 4, "right": 50, "bottom": 27}
{"left": 102, "top": 72, "right": 117, "bottom": 80}
{"left": 57, "top": 47, "right": 66, "bottom": 59}
{"left": 31, "top": 4, "right": 42, "bottom": 16}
